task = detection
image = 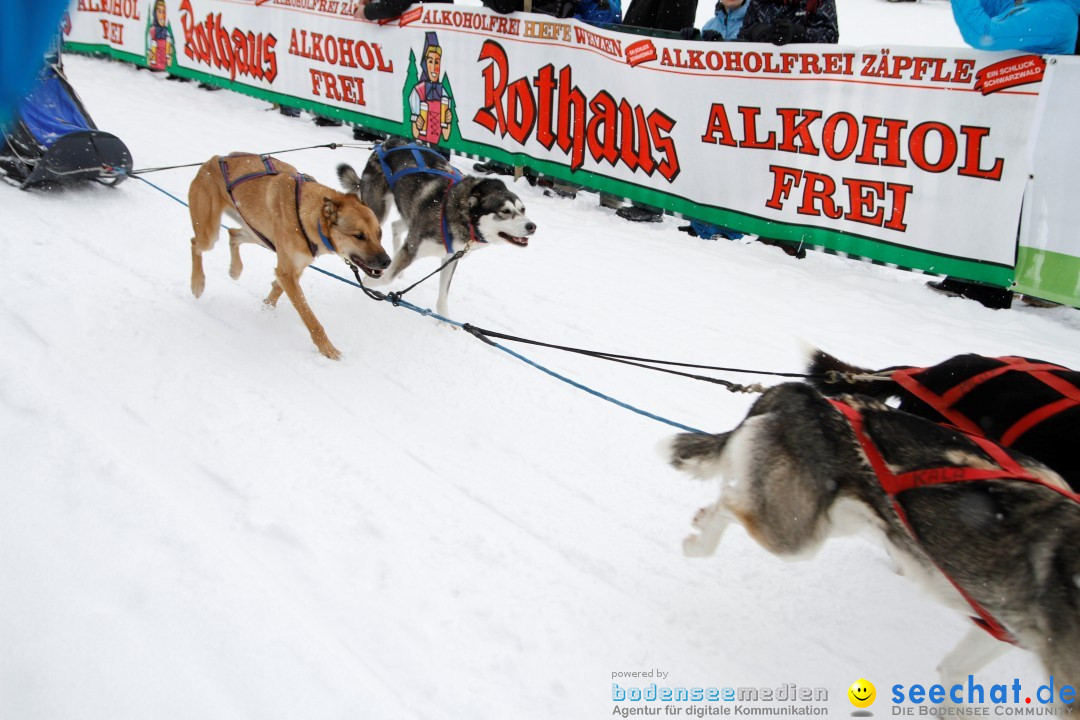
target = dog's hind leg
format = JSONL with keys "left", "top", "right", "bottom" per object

{"left": 936, "top": 627, "right": 1008, "bottom": 693}
{"left": 391, "top": 219, "right": 408, "bottom": 253}
{"left": 683, "top": 502, "right": 734, "bottom": 557}
{"left": 1031, "top": 591, "right": 1080, "bottom": 698}
{"left": 264, "top": 279, "right": 284, "bottom": 307}
{"left": 227, "top": 227, "right": 261, "bottom": 280}
{"left": 187, "top": 173, "right": 225, "bottom": 298}
{"left": 382, "top": 231, "right": 421, "bottom": 284}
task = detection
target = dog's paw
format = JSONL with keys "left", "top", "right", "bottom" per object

{"left": 229, "top": 259, "right": 243, "bottom": 280}
{"left": 691, "top": 506, "right": 710, "bottom": 530}
{"left": 682, "top": 532, "right": 716, "bottom": 558}
{"left": 191, "top": 277, "right": 205, "bottom": 298}
{"left": 319, "top": 343, "right": 343, "bottom": 361}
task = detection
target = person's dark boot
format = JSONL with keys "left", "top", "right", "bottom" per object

{"left": 481, "top": 0, "right": 518, "bottom": 13}
{"left": 473, "top": 161, "right": 515, "bottom": 176}
{"left": 757, "top": 236, "right": 806, "bottom": 259}
{"left": 363, "top": 0, "right": 411, "bottom": 20}
{"left": 927, "top": 277, "right": 1013, "bottom": 309}
{"left": 616, "top": 205, "right": 663, "bottom": 222}
{"left": 352, "top": 126, "right": 384, "bottom": 142}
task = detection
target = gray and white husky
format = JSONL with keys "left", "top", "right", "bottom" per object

{"left": 337, "top": 138, "right": 535, "bottom": 317}
{"left": 666, "top": 382, "right": 1080, "bottom": 696}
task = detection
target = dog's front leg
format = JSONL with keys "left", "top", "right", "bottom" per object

{"left": 435, "top": 254, "right": 459, "bottom": 318}
{"left": 683, "top": 502, "right": 732, "bottom": 558}
{"left": 937, "top": 626, "right": 1008, "bottom": 693}
{"left": 274, "top": 266, "right": 341, "bottom": 360}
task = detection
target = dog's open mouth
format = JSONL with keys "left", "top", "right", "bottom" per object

{"left": 498, "top": 232, "right": 530, "bottom": 247}
{"left": 346, "top": 255, "right": 383, "bottom": 279}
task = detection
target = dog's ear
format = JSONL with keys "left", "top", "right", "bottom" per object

{"left": 468, "top": 178, "right": 505, "bottom": 209}
{"left": 322, "top": 197, "right": 340, "bottom": 224}
{"left": 468, "top": 180, "right": 488, "bottom": 209}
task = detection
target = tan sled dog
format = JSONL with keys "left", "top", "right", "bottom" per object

{"left": 188, "top": 153, "right": 389, "bottom": 359}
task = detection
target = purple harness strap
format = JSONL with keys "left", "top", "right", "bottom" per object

{"left": 219, "top": 155, "right": 334, "bottom": 257}
{"left": 219, "top": 153, "right": 279, "bottom": 251}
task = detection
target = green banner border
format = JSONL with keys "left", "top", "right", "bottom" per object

{"left": 65, "top": 40, "right": 1015, "bottom": 288}
{"left": 1014, "top": 247, "right": 1080, "bottom": 307}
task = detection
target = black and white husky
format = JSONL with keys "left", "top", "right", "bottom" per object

{"left": 666, "top": 383, "right": 1080, "bottom": 695}
{"left": 337, "top": 138, "right": 535, "bottom": 317}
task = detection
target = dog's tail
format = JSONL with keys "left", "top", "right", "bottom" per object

{"left": 337, "top": 163, "right": 363, "bottom": 195}
{"left": 663, "top": 432, "right": 732, "bottom": 479}
{"left": 806, "top": 349, "right": 900, "bottom": 400}
{"left": 339, "top": 159, "right": 391, "bottom": 223}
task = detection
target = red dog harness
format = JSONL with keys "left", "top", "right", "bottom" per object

{"left": 829, "top": 398, "right": 1080, "bottom": 644}
{"left": 890, "top": 356, "right": 1080, "bottom": 447}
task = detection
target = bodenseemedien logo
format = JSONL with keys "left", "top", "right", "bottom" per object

{"left": 610, "top": 674, "right": 830, "bottom": 717}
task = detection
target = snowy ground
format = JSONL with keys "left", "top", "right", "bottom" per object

{"left": 2, "top": 2, "right": 1077, "bottom": 719}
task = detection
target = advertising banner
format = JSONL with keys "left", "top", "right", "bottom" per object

{"left": 1015, "top": 57, "right": 1080, "bottom": 308}
{"left": 64, "top": 0, "right": 1049, "bottom": 287}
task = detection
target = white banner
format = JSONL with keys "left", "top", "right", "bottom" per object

{"left": 1015, "top": 57, "right": 1080, "bottom": 306}
{"left": 64, "top": 0, "right": 1048, "bottom": 285}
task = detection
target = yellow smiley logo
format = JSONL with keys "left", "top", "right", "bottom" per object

{"left": 848, "top": 678, "right": 876, "bottom": 708}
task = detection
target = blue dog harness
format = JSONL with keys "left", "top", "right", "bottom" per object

{"left": 375, "top": 143, "right": 462, "bottom": 187}
{"left": 219, "top": 153, "right": 335, "bottom": 257}
{"left": 373, "top": 143, "right": 482, "bottom": 253}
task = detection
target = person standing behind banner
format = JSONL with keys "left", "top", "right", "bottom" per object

{"left": 672, "top": 0, "right": 836, "bottom": 247}
{"left": 358, "top": 0, "right": 450, "bottom": 22}
{"left": 950, "top": 0, "right": 1079, "bottom": 54}
{"left": 736, "top": 0, "right": 838, "bottom": 45}
{"left": 621, "top": 0, "right": 698, "bottom": 32}
{"left": 680, "top": 0, "right": 751, "bottom": 41}
{"left": 574, "top": 0, "right": 622, "bottom": 25}
{"left": 481, "top": 0, "right": 622, "bottom": 25}
{"left": 670, "top": 0, "right": 751, "bottom": 239}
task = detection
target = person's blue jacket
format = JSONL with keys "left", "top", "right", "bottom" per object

{"left": 575, "top": 0, "right": 622, "bottom": 25}
{"left": 702, "top": 1, "right": 750, "bottom": 40}
{"left": 951, "top": 0, "right": 1080, "bottom": 55}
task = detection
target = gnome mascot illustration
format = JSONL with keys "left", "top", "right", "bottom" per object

{"left": 410, "top": 32, "right": 453, "bottom": 143}
{"left": 146, "top": 0, "right": 174, "bottom": 71}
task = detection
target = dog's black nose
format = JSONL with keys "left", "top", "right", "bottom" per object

{"left": 375, "top": 252, "right": 391, "bottom": 269}
{"left": 525, "top": 222, "right": 537, "bottom": 234}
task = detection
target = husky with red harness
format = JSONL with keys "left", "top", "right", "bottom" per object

{"left": 337, "top": 137, "right": 536, "bottom": 318}
{"left": 808, "top": 351, "right": 1080, "bottom": 491}
{"left": 187, "top": 152, "right": 389, "bottom": 359}
{"left": 665, "top": 383, "right": 1080, "bottom": 694}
